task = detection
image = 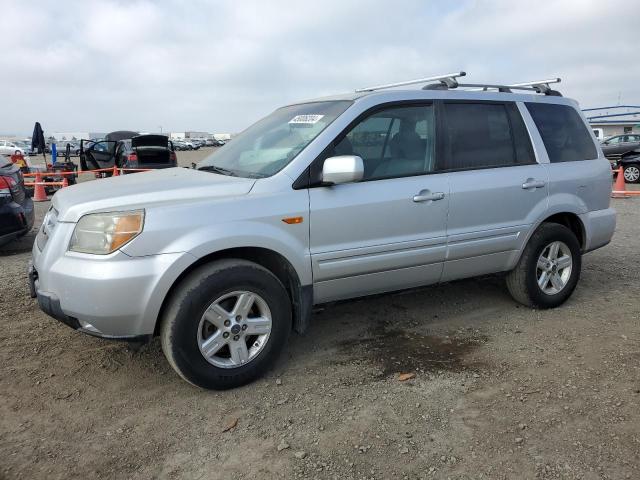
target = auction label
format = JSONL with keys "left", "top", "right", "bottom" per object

{"left": 289, "top": 114, "right": 324, "bottom": 125}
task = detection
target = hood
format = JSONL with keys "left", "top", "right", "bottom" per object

{"left": 53, "top": 167, "right": 256, "bottom": 222}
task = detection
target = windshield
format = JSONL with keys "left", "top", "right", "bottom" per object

{"left": 198, "top": 100, "right": 352, "bottom": 178}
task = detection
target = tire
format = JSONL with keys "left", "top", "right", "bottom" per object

{"left": 623, "top": 163, "right": 640, "bottom": 184}
{"left": 160, "top": 259, "right": 291, "bottom": 389}
{"left": 506, "top": 223, "right": 581, "bottom": 309}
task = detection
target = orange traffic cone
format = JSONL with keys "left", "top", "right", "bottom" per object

{"left": 112, "top": 165, "right": 119, "bottom": 176}
{"left": 33, "top": 172, "right": 47, "bottom": 202}
{"left": 61, "top": 176, "right": 69, "bottom": 188}
{"left": 612, "top": 166, "right": 628, "bottom": 198}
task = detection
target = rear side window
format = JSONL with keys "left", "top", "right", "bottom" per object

{"left": 440, "top": 102, "right": 533, "bottom": 170}
{"left": 526, "top": 103, "right": 597, "bottom": 162}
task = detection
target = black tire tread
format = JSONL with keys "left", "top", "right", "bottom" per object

{"left": 160, "top": 259, "right": 290, "bottom": 389}
{"left": 506, "top": 223, "right": 581, "bottom": 309}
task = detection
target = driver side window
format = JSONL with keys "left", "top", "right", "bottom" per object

{"left": 333, "top": 104, "right": 435, "bottom": 181}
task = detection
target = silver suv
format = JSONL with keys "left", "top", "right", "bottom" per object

{"left": 29, "top": 73, "right": 616, "bottom": 389}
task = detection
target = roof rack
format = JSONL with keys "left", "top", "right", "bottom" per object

{"left": 355, "top": 72, "right": 467, "bottom": 92}
{"left": 427, "top": 77, "right": 562, "bottom": 96}
{"left": 355, "top": 72, "right": 562, "bottom": 96}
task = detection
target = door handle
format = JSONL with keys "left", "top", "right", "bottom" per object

{"left": 522, "top": 179, "right": 546, "bottom": 190}
{"left": 413, "top": 190, "right": 445, "bottom": 202}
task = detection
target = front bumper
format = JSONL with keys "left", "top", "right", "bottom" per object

{"left": 31, "top": 226, "right": 196, "bottom": 339}
{"left": 29, "top": 263, "right": 151, "bottom": 342}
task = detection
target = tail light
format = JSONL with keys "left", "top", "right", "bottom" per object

{"left": 128, "top": 153, "right": 138, "bottom": 162}
{"left": 0, "top": 176, "right": 16, "bottom": 197}
{"left": 170, "top": 151, "right": 177, "bottom": 163}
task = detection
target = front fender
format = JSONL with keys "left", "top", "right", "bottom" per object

{"left": 171, "top": 221, "right": 312, "bottom": 286}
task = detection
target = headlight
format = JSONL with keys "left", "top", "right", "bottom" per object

{"left": 69, "top": 210, "right": 144, "bottom": 254}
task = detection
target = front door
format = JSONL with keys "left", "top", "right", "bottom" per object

{"left": 439, "top": 101, "right": 549, "bottom": 281}
{"left": 308, "top": 103, "right": 450, "bottom": 303}
{"left": 80, "top": 140, "right": 117, "bottom": 171}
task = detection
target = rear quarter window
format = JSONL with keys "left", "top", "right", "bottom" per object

{"left": 526, "top": 103, "right": 597, "bottom": 162}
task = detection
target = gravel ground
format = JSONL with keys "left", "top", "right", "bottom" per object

{"left": 1, "top": 175, "right": 639, "bottom": 479}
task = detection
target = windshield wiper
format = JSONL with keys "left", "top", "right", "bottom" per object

{"left": 198, "top": 165, "right": 237, "bottom": 176}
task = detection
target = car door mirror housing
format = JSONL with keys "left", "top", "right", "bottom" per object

{"left": 322, "top": 155, "right": 364, "bottom": 185}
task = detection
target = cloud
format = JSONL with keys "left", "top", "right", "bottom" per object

{"left": 1, "top": 0, "right": 638, "bottom": 135}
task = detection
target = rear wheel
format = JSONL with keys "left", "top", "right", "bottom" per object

{"left": 506, "top": 223, "right": 581, "bottom": 309}
{"left": 160, "top": 259, "right": 291, "bottom": 389}
{"left": 623, "top": 163, "right": 640, "bottom": 183}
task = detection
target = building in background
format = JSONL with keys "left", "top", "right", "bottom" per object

{"left": 582, "top": 106, "right": 640, "bottom": 141}
{"left": 213, "top": 133, "right": 232, "bottom": 141}
{"left": 184, "top": 131, "right": 212, "bottom": 139}
{"left": 51, "top": 132, "right": 106, "bottom": 141}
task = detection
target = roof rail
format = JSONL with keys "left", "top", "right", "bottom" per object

{"left": 355, "top": 72, "right": 466, "bottom": 92}
{"left": 355, "top": 73, "right": 562, "bottom": 96}
{"left": 431, "top": 77, "right": 562, "bottom": 96}
{"left": 507, "top": 78, "right": 561, "bottom": 94}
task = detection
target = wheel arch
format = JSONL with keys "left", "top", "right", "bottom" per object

{"left": 539, "top": 212, "right": 586, "bottom": 251}
{"left": 511, "top": 211, "right": 586, "bottom": 269}
{"left": 154, "top": 247, "right": 312, "bottom": 337}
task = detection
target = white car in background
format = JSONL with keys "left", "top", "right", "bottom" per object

{"left": 0, "top": 140, "right": 26, "bottom": 157}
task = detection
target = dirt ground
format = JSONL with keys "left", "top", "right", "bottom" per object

{"left": 1, "top": 171, "right": 639, "bottom": 479}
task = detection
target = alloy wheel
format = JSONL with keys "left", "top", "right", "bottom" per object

{"left": 623, "top": 165, "right": 640, "bottom": 183}
{"left": 197, "top": 291, "right": 272, "bottom": 368}
{"left": 536, "top": 241, "right": 573, "bottom": 295}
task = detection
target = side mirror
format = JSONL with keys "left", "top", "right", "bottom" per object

{"left": 322, "top": 155, "right": 364, "bottom": 185}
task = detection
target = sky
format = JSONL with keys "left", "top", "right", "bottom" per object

{"left": 2, "top": 0, "right": 639, "bottom": 136}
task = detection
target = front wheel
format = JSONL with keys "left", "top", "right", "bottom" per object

{"left": 506, "top": 223, "right": 581, "bottom": 309}
{"left": 160, "top": 259, "right": 291, "bottom": 389}
{"left": 623, "top": 163, "right": 640, "bottom": 183}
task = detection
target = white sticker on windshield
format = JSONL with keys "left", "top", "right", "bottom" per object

{"left": 289, "top": 114, "right": 324, "bottom": 125}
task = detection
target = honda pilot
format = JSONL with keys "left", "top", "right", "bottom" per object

{"left": 29, "top": 73, "right": 616, "bottom": 389}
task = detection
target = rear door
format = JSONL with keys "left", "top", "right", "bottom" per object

{"left": 439, "top": 101, "right": 548, "bottom": 281}
{"left": 308, "top": 103, "right": 450, "bottom": 303}
{"left": 603, "top": 136, "right": 629, "bottom": 157}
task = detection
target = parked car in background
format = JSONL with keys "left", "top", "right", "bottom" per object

{"left": 600, "top": 134, "right": 640, "bottom": 160}
{"left": 55, "top": 141, "right": 80, "bottom": 157}
{"left": 80, "top": 131, "right": 139, "bottom": 172}
{"left": 116, "top": 135, "right": 178, "bottom": 172}
{"left": 13, "top": 141, "right": 32, "bottom": 155}
{"left": 0, "top": 155, "right": 34, "bottom": 246}
{"left": 30, "top": 75, "right": 615, "bottom": 390}
{"left": 182, "top": 140, "right": 199, "bottom": 150}
{"left": 80, "top": 131, "right": 177, "bottom": 174}
{"left": 0, "top": 140, "right": 26, "bottom": 156}
{"left": 613, "top": 152, "right": 640, "bottom": 183}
